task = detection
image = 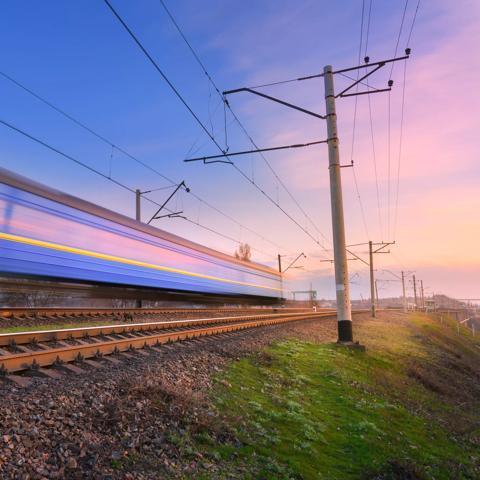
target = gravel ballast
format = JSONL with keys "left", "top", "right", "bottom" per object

{"left": 0, "top": 315, "right": 341, "bottom": 479}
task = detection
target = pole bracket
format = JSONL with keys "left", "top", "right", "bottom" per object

{"left": 147, "top": 181, "right": 189, "bottom": 224}
{"left": 222, "top": 88, "right": 326, "bottom": 120}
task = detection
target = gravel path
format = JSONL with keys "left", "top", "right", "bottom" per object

{"left": 0, "top": 314, "right": 346, "bottom": 479}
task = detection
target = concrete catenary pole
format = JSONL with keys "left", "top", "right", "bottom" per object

{"left": 413, "top": 274, "right": 418, "bottom": 310}
{"left": 134, "top": 183, "right": 143, "bottom": 307}
{"left": 401, "top": 271, "right": 407, "bottom": 313}
{"left": 135, "top": 189, "right": 141, "bottom": 222}
{"left": 369, "top": 240, "right": 376, "bottom": 318}
{"left": 375, "top": 279, "right": 379, "bottom": 307}
{"left": 323, "top": 65, "right": 353, "bottom": 343}
{"left": 277, "top": 254, "right": 283, "bottom": 302}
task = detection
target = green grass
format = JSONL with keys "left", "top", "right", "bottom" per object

{"left": 196, "top": 313, "right": 480, "bottom": 479}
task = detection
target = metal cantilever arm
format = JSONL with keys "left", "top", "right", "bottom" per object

{"left": 222, "top": 88, "right": 326, "bottom": 120}
{"left": 373, "top": 241, "right": 395, "bottom": 254}
{"left": 336, "top": 63, "right": 388, "bottom": 98}
{"left": 283, "top": 252, "right": 306, "bottom": 273}
{"left": 184, "top": 139, "right": 327, "bottom": 163}
{"left": 147, "top": 181, "right": 189, "bottom": 224}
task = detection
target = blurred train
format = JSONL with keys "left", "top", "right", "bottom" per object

{"left": 0, "top": 168, "right": 282, "bottom": 303}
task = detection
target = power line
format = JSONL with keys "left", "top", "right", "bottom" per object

{"left": 363, "top": 0, "right": 386, "bottom": 241}
{"left": 188, "top": 192, "right": 287, "bottom": 253}
{"left": 0, "top": 71, "right": 175, "bottom": 187}
{"left": 0, "top": 70, "right": 290, "bottom": 255}
{"left": 392, "top": 0, "right": 420, "bottom": 241}
{"left": 389, "top": 0, "right": 409, "bottom": 79}
{"left": 245, "top": 77, "right": 304, "bottom": 90}
{"left": 364, "top": 0, "right": 373, "bottom": 57}
{"left": 157, "top": 0, "right": 331, "bottom": 246}
{"left": 231, "top": 72, "right": 330, "bottom": 91}
{"left": 387, "top": 90, "right": 392, "bottom": 240}
{"left": 406, "top": 0, "right": 421, "bottom": 47}
{"left": 349, "top": 0, "right": 371, "bottom": 241}
{"left": 393, "top": 59, "right": 408, "bottom": 240}
{"left": 104, "top": 0, "right": 331, "bottom": 254}
{"left": 366, "top": 81, "right": 384, "bottom": 241}
{"left": 386, "top": 0, "right": 409, "bottom": 240}
{"left": 352, "top": 167, "right": 370, "bottom": 239}
{"left": 338, "top": 71, "right": 381, "bottom": 90}
{"left": 0, "top": 118, "right": 274, "bottom": 258}
{"left": 0, "top": 119, "right": 130, "bottom": 192}
{"left": 103, "top": 0, "right": 219, "bottom": 148}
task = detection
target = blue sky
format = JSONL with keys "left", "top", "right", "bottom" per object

{"left": 1, "top": 0, "right": 479, "bottom": 300}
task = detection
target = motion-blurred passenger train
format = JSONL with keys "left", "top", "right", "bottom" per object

{"left": 0, "top": 168, "right": 282, "bottom": 302}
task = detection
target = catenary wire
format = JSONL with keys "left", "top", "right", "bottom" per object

{"left": 364, "top": 0, "right": 373, "bottom": 56}
{"left": 104, "top": 0, "right": 332, "bottom": 255}
{"left": 349, "top": 0, "right": 371, "bottom": 241}
{"left": 363, "top": 0, "right": 384, "bottom": 240}
{"left": 406, "top": 0, "right": 421, "bottom": 47}
{"left": 392, "top": 0, "right": 420, "bottom": 241}
{"left": 0, "top": 119, "right": 275, "bottom": 258}
{"left": 393, "top": 59, "right": 407, "bottom": 241}
{"left": 338, "top": 71, "right": 381, "bottom": 90}
{"left": 387, "top": 90, "right": 392, "bottom": 239}
{"left": 388, "top": 0, "right": 409, "bottom": 79}
{"left": 0, "top": 71, "right": 290, "bottom": 255}
{"left": 157, "top": 0, "right": 331, "bottom": 246}
{"left": 386, "top": 0, "right": 409, "bottom": 239}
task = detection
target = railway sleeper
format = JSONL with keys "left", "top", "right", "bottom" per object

{"left": 0, "top": 313, "right": 332, "bottom": 381}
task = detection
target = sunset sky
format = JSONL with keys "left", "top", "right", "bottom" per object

{"left": 1, "top": 0, "right": 478, "bottom": 300}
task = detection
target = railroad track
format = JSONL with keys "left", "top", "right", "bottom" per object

{"left": 0, "top": 306, "right": 313, "bottom": 320}
{"left": 0, "top": 311, "right": 335, "bottom": 377}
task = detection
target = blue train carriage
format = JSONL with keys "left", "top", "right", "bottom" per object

{"left": 0, "top": 168, "right": 282, "bottom": 301}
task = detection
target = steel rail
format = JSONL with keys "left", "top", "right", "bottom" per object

{"left": 0, "top": 307, "right": 313, "bottom": 319}
{"left": 0, "top": 312, "right": 334, "bottom": 374}
{"left": 0, "top": 311, "right": 335, "bottom": 346}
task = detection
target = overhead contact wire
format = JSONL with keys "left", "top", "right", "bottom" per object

{"left": 388, "top": 0, "right": 409, "bottom": 80}
{"left": 105, "top": 0, "right": 331, "bottom": 254}
{"left": 0, "top": 119, "right": 273, "bottom": 257}
{"left": 393, "top": 59, "right": 407, "bottom": 240}
{"left": 0, "top": 72, "right": 289, "bottom": 255}
{"left": 158, "top": 0, "right": 331, "bottom": 247}
{"left": 363, "top": 0, "right": 385, "bottom": 241}
{"left": 386, "top": 0, "right": 409, "bottom": 240}
{"left": 393, "top": 0, "right": 420, "bottom": 240}
{"left": 349, "top": 0, "right": 371, "bottom": 241}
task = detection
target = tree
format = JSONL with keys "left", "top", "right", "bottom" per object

{"left": 234, "top": 243, "right": 252, "bottom": 262}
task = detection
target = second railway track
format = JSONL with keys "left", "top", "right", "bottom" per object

{"left": 0, "top": 311, "right": 335, "bottom": 376}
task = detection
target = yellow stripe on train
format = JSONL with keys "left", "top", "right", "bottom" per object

{"left": 0, "top": 232, "right": 282, "bottom": 292}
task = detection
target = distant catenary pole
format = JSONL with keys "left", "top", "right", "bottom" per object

{"left": 420, "top": 280, "right": 425, "bottom": 310}
{"left": 413, "top": 274, "right": 418, "bottom": 309}
{"left": 369, "top": 240, "right": 376, "bottom": 318}
{"left": 136, "top": 189, "right": 141, "bottom": 222}
{"left": 401, "top": 271, "right": 407, "bottom": 313}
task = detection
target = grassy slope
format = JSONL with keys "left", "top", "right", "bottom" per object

{"left": 193, "top": 313, "right": 480, "bottom": 479}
